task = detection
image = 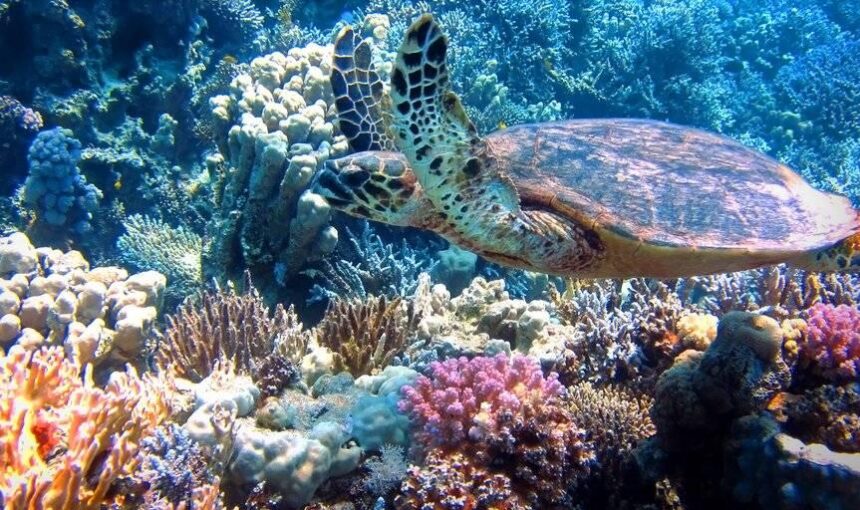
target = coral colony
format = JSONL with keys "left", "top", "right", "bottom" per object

{"left": 1, "top": 1, "right": 859, "bottom": 509}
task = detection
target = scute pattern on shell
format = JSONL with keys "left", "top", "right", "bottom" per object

{"left": 484, "top": 119, "right": 860, "bottom": 251}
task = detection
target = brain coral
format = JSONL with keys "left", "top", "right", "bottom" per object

{"left": 801, "top": 303, "right": 860, "bottom": 382}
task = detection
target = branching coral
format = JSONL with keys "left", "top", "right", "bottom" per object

{"left": 116, "top": 214, "right": 203, "bottom": 303}
{"left": 400, "top": 354, "right": 593, "bottom": 505}
{"left": 799, "top": 303, "right": 860, "bottom": 383}
{"left": 0, "top": 345, "right": 170, "bottom": 509}
{"left": 156, "top": 281, "right": 308, "bottom": 382}
{"left": 314, "top": 294, "right": 418, "bottom": 377}
{"left": 307, "top": 223, "right": 439, "bottom": 303}
{"left": 566, "top": 383, "right": 655, "bottom": 499}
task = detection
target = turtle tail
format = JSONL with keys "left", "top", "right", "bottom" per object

{"left": 790, "top": 232, "right": 860, "bottom": 272}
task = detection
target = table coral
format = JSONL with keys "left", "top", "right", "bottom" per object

{"left": 801, "top": 303, "right": 860, "bottom": 382}
{"left": 0, "top": 345, "right": 170, "bottom": 510}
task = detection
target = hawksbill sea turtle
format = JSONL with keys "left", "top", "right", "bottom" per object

{"left": 313, "top": 14, "right": 860, "bottom": 278}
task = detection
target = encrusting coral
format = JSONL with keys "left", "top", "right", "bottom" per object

{"left": 0, "top": 345, "right": 170, "bottom": 510}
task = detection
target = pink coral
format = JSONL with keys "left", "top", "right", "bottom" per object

{"left": 399, "top": 354, "right": 591, "bottom": 505}
{"left": 802, "top": 303, "right": 860, "bottom": 382}
{"left": 399, "top": 354, "right": 563, "bottom": 447}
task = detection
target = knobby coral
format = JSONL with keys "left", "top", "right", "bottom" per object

{"left": 0, "top": 346, "right": 170, "bottom": 509}
{"left": 400, "top": 354, "right": 593, "bottom": 506}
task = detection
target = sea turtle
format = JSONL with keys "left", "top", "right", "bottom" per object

{"left": 314, "top": 15, "right": 860, "bottom": 278}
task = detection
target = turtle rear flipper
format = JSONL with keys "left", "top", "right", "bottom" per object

{"left": 390, "top": 14, "right": 520, "bottom": 213}
{"left": 332, "top": 26, "right": 395, "bottom": 151}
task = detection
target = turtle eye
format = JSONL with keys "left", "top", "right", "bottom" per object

{"left": 341, "top": 168, "right": 371, "bottom": 188}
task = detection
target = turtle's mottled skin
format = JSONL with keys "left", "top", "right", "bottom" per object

{"left": 314, "top": 16, "right": 860, "bottom": 278}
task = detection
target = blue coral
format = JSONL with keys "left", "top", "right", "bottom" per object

{"left": 22, "top": 128, "right": 102, "bottom": 235}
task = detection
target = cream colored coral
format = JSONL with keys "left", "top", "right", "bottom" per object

{"left": 0, "top": 345, "right": 169, "bottom": 510}
{"left": 677, "top": 312, "right": 719, "bottom": 351}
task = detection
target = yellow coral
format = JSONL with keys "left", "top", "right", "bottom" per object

{"left": 0, "top": 346, "right": 170, "bottom": 510}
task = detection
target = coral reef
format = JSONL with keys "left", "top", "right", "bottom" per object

{"left": 0, "top": 345, "right": 170, "bottom": 509}
{"left": 0, "top": 231, "right": 165, "bottom": 375}
{"left": 157, "top": 281, "right": 307, "bottom": 382}
{"left": 22, "top": 128, "right": 101, "bottom": 237}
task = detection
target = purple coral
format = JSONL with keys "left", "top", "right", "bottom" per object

{"left": 803, "top": 303, "right": 860, "bottom": 382}
{"left": 399, "top": 354, "right": 563, "bottom": 448}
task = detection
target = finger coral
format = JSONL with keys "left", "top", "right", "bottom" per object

{"left": 0, "top": 345, "right": 170, "bottom": 509}
{"left": 800, "top": 303, "right": 860, "bottom": 382}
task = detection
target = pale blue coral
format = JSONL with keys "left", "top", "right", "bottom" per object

{"left": 22, "top": 128, "right": 101, "bottom": 235}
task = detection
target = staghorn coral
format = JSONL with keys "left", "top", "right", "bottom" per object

{"left": 799, "top": 303, "right": 860, "bottom": 382}
{"left": 400, "top": 354, "right": 593, "bottom": 505}
{"left": 199, "top": 0, "right": 265, "bottom": 47}
{"left": 157, "top": 281, "right": 308, "bottom": 382}
{"left": 395, "top": 450, "right": 529, "bottom": 510}
{"left": 116, "top": 214, "right": 203, "bottom": 304}
{"left": 314, "top": 294, "right": 418, "bottom": 377}
{"left": 0, "top": 345, "right": 170, "bottom": 509}
{"left": 358, "top": 444, "right": 409, "bottom": 499}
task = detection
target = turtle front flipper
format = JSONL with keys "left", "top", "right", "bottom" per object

{"left": 791, "top": 231, "right": 860, "bottom": 272}
{"left": 331, "top": 26, "right": 395, "bottom": 152}
{"left": 390, "top": 14, "right": 520, "bottom": 213}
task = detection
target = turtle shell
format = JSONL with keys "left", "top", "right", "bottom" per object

{"left": 484, "top": 119, "right": 859, "bottom": 252}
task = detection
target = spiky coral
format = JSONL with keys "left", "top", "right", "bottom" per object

{"left": 566, "top": 383, "right": 655, "bottom": 501}
{"left": 400, "top": 354, "right": 593, "bottom": 505}
{"left": 314, "top": 295, "right": 418, "bottom": 377}
{"left": 801, "top": 303, "right": 860, "bottom": 382}
{"left": 0, "top": 345, "right": 170, "bottom": 509}
{"left": 156, "top": 281, "right": 307, "bottom": 382}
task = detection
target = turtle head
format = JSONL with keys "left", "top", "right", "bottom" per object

{"left": 313, "top": 151, "right": 424, "bottom": 227}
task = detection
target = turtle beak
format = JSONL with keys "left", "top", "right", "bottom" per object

{"left": 312, "top": 160, "right": 353, "bottom": 207}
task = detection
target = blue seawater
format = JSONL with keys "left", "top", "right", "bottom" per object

{"left": 0, "top": 1, "right": 858, "bottom": 509}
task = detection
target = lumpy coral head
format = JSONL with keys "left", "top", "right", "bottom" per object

{"left": 803, "top": 303, "right": 860, "bottom": 382}
{"left": 399, "top": 354, "right": 563, "bottom": 448}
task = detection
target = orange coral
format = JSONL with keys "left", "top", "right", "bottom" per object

{"left": 0, "top": 345, "right": 170, "bottom": 510}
